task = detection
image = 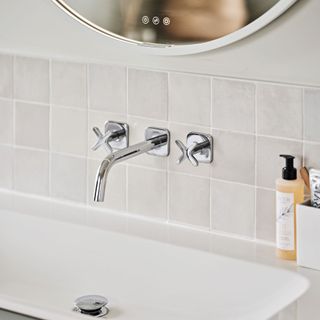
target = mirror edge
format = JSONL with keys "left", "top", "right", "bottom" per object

{"left": 51, "top": 0, "right": 298, "bottom": 56}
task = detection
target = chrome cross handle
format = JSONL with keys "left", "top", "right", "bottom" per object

{"left": 175, "top": 132, "right": 213, "bottom": 167}
{"left": 91, "top": 121, "right": 129, "bottom": 154}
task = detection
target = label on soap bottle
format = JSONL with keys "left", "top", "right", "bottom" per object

{"left": 276, "top": 191, "right": 294, "bottom": 251}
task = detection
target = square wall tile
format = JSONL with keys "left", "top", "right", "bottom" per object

{"left": 211, "top": 180, "right": 255, "bottom": 238}
{"left": 168, "top": 122, "right": 212, "bottom": 178}
{"left": 51, "top": 106, "right": 87, "bottom": 156}
{"left": 51, "top": 153, "right": 87, "bottom": 203}
{"left": 169, "top": 172, "right": 210, "bottom": 228}
{"left": 87, "top": 159, "right": 127, "bottom": 211}
{"left": 257, "top": 136, "right": 302, "bottom": 189}
{"left": 15, "top": 102, "right": 49, "bottom": 150}
{"left": 0, "top": 99, "right": 13, "bottom": 144}
{"left": 212, "top": 130, "right": 255, "bottom": 185}
{"left": 88, "top": 110, "right": 127, "bottom": 160}
{"left": 0, "top": 145, "right": 13, "bottom": 189}
{"left": 304, "top": 88, "right": 320, "bottom": 142}
{"left": 257, "top": 84, "right": 302, "bottom": 139}
{"left": 89, "top": 64, "right": 126, "bottom": 114}
{"left": 51, "top": 60, "right": 87, "bottom": 108}
{"left": 212, "top": 79, "right": 255, "bottom": 133}
{"left": 128, "top": 166, "right": 167, "bottom": 219}
{"left": 303, "top": 142, "right": 320, "bottom": 169}
{"left": 14, "top": 148, "right": 49, "bottom": 195}
{"left": 128, "top": 69, "right": 168, "bottom": 120}
{"left": 256, "top": 188, "right": 276, "bottom": 242}
{"left": 14, "top": 56, "right": 49, "bottom": 103}
{"left": 0, "top": 54, "right": 13, "bottom": 98}
{"left": 169, "top": 73, "right": 211, "bottom": 126}
{"left": 127, "top": 116, "right": 168, "bottom": 170}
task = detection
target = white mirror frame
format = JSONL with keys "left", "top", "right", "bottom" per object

{"left": 52, "top": 0, "right": 298, "bottom": 56}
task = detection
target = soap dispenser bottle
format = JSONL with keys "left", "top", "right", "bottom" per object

{"left": 276, "top": 155, "right": 304, "bottom": 260}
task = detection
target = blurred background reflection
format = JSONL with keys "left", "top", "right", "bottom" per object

{"left": 64, "top": 0, "right": 280, "bottom": 44}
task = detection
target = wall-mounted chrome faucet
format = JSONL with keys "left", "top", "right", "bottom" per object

{"left": 175, "top": 132, "right": 213, "bottom": 167}
{"left": 91, "top": 121, "right": 129, "bottom": 154}
{"left": 92, "top": 123, "right": 170, "bottom": 202}
{"left": 91, "top": 121, "right": 213, "bottom": 202}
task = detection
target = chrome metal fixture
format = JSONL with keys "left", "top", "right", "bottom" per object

{"left": 94, "top": 127, "right": 170, "bottom": 202}
{"left": 73, "top": 295, "right": 109, "bottom": 317}
{"left": 175, "top": 132, "right": 213, "bottom": 167}
{"left": 92, "top": 121, "right": 129, "bottom": 154}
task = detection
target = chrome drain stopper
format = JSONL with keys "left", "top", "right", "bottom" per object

{"left": 74, "top": 295, "right": 109, "bottom": 317}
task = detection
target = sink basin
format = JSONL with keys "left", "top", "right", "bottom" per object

{"left": 0, "top": 207, "right": 309, "bottom": 320}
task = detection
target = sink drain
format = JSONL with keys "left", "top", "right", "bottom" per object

{"left": 73, "top": 295, "right": 109, "bottom": 317}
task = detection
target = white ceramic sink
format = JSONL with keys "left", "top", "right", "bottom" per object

{"left": 0, "top": 208, "right": 309, "bottom": 320}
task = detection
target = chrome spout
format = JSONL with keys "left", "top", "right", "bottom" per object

{"left": 94, "top": 129, "right": 169, "bottom": 202}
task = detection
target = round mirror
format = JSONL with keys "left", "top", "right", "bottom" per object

{"left": 52, "top": 0, "right": 297, "bottom": 55}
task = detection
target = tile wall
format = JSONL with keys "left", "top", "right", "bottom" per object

{"left": 0, "top": 53, "right": 320, "bottom": 243}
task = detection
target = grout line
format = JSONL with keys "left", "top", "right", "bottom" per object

{"left": 126, "top": 65, "right": 129, "bottom": 118}
{"left": 253, "top": 82, "right": 258, "bottom": 240}
{"left": 166, "top": 170, "right": 170, "bottom": 223}
{"left": 48, "top": 58, "right": 53, "bottom": 197}
{"left": 11, "top": 55, "right": 16, "bottom": 190}
{"left": 209, "top": 179, "right": 213, "bottom": 231}
{"left": 125, "top": 163, "right": 129, "bottom": 214}
{"left": 210, "top": 177, "right": 255, "bottom": 188}
{"left": 127, "top": 162, "right": 167, "bottom": 174}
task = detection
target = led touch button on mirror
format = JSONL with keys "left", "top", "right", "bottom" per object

{"left": 142, "top": 16, "right": 149, "bottom": 25}
{"left": 163, "top": 17, "right": 171, "bottom": 26}
{"left": 152, "top": 16, "right": 160, "bottom": 25}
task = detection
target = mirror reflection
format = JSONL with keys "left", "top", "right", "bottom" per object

{"left": 62, "top": 0, "right": 280, "bottom": 44}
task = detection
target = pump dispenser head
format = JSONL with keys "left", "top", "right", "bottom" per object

{"left": 280, "top": 154, "right": 297, "bottom": 180}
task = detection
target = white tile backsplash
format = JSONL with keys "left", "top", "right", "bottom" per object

{"left": 50, "top": 153, "right": 87, "bottom": 203}
{"left": 0, "top": 145, "right": 13, "bottom": 189}
{"left": 127, "top": 165, "right": 167, "bottom": 219}
{"left": 89, "top": 64, "right": 127, "bottom": 114}
{"left": 128, "top": 68, "right": 168, "bottom": 120}
{"left": 14, "top": 56, "right": 49, "bottom": 103}
{"left": 15, "top": 101, "right": 49, "bottom": 150}
{"left": 256, "top": 188, "right": 276, "bottom": 242}
{"left": 257, "top": 84, "right": 303, "bottom": 140}
{"left": 169, "top": 172, "right": 210, "bottom": 228}
{"left": 303, "top": 142, "right": 320, "bottom": 169}
{"left": 0, "top": 99, "right": 13, "bottom": 144}
{"left": 211, "top": 180, "right": 255, "bottom": 238}
{"left": 51, "top": 105, "right": 88, "bottom": 156}
{"left": 14, "top": 148, "right": 49, "bottom": 195}
{"left": 51, "top": 60, "right": 87, "bottom": 108}
{"left": 304, "top": 88, "right": 320, "bottom": 142}
{"left": 212, "top": 130, "right": 256, "bottom": 185}
{"left": 213, "top": 79, "right": 255, "bottom": 133}
{"left": 169, "top": 73, "right": 211, "bottom": 126}
{"left": 0, "top": 54, "right": 13, "bottom": 98}
{"left": 1, "top": 53, "right": 319, "bottom": 244}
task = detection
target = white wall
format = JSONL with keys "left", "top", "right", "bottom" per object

{"left": 0, "top": 0, "right": 318, "bottom": 86}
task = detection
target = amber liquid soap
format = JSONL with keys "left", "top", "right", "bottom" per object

{"left": 276, "top": 155, "right": 304, "bottom": 260}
